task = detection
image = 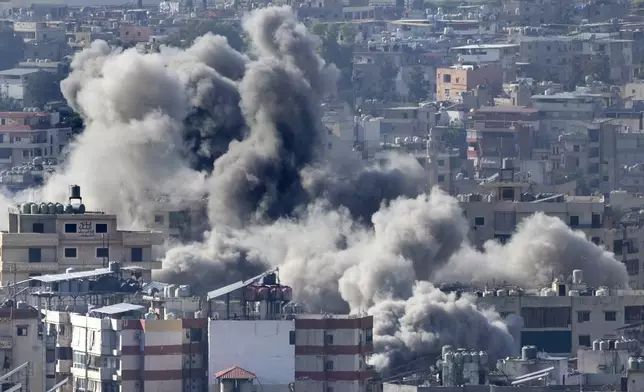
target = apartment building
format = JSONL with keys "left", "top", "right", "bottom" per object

{"left": 0, "top": 70, "right": 41, "bottom": 104}
{"left": 458, "top": 169, "right": 606, "bottom": 246}
{"left": 436, "top": 63, "right": 503, "bottom": 102}
{"left": 450, "top": 44, "right": 519, "bottom": 83}
{"left": 207, "top": 270, "right": 374, "bottom": 392}
{"left": 0, "top": 185, "right": 163, "bottom": 285}
{"left": 0, "top": 111, "right": 71, "bottom": 168}
{"left": 70, "top": 305, "right": 207, "bottom": 392}
{"left": 477, "top": 272, "right": 644, "bottom": 356}
{"left": 13, "top": 22, "right": 66, "bottom": 43}
{"left": 0, "top": 306, "right": 44, "bottom": 392}
{"left": 466, "top": 105, "right": 542, "bottom": 177}
{"left": 294, "top": 314, "right": 374, "bottom": 392}
{"left": 150, "top": 198, "right": 207, "bottom": 243}
{"left": 531, "top": 91, "right": 605, "bottom": 135}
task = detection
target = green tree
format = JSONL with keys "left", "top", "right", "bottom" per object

{"left": 24, "top": 71, "right": 63, "bottom": 108}
{"left": 407, "top": 66, "right": 430, "bottom": 102}
{"left": 182, "top": 20, "right": 245, "bottom": 52}
{"left": 379, "top": 60, "right": 399, "bottom": 101}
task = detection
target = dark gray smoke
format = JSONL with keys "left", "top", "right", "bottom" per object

{"left": 22, "top": 5, "right": 629, "bottom": 373}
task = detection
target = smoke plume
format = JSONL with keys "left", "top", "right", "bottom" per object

{"left": 7, "top": 5, "right": 630, "bottom": 373}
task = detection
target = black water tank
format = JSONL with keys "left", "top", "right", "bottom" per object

{"left": 70, "top": 185, "right": 81, "bottom": 199}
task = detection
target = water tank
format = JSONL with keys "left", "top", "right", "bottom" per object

{"left": 463, "top": 351, "right": 471, "bottom": 363}
{"left": 257, "top": 286, "right": 270, "bottom": 300}
{"left": 609, "top": 340, "right": 615, "bottom": 350}
{"left": 496, "top": 289, "right": 507, "bottom": 297}
{"left": 177, "top": 285, "right": 191, "bottom": 297}
{"left": 30, "top": 204, "right": 40, "bottom": 214}
{"left": 442, "top": 345, "right": 453, "bottom": 358}
{"left": 482, "top": 290, "right": 494, "bottom": 297}
{"left": 55, "top": 203, "right": 64, "bottom": 214}
{"left": 165, "top": 312, "right": 176, "bottom": 320}
{"left": 16, "top": 301, "right": 27, "bottom": 309}
{"left": 638, "top": 357, "right": 644, "bottom": 369}
{"left": 64, "top": 204, "right": 73, "bottom": 213}
{"left": 66, "top": 267, "right": 76, "bottom": 274}
{"left": 270, "top": 287, "right": 283, "bottom": 300}
{"left": 479, "top": 351, "right": 488, "bottom": 365}
{"left": 471, "top": 351, "right": 479, "bottom": 364}
{"left": 593, "top": 340, "right": 601, "bottom": 351}
{"left": 454, "top": 351, "right": 463, "bottom": 364}
{"left": 166, "top": 285, "right": 177, "bottom": 298}
{"left": 21, "top": 203, "right": 31, "bottom": 214}
{"left": 596, "top": 288, "right": 610, "bottom": 296}
{"left": 39, "top": 203, "right": 47, "bottom": 214}
{"left": 194, "top": 310, "right": 203, "bottom": 318}
{"left": 522, "top": 346, "right": 538, "bottom": 360}
{"left": 509, "top": 289, "right": 520, "bottom": 296}
{"left": 572, "top": 269, "right": 583, "bottom": 284}
{"left": 109, "top": 261, "right": 120, "bottom": 273}
{"left": 629, "top": 357, "right": 639, "bottom": 371}
{"left": 173, "top": 286, "right": 181, "bottom": 298}
{"left": 47, "top": 203, "right": 56, "bottom": 214}
{"left": 600, "top": 340, "right": 610, "bottom": 351}
{"left": 569, "top": 290, "right": 580, "bottom": 296}
{"left": 70, "top": 185, "right": 81, "bottom": 199}
{"left": 77, "top": 204, "right": 86, "bottom": 214}
{"left": 282, "top": 286, "right": 293, "bottom": 301}
{"left": 245, "top": 286, "right": 257, "bottom": 301}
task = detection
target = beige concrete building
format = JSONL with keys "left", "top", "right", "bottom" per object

{"left": 0, "top": 306, "right": 44, "bottom": 392}
{"left": 436, "top": 63, "right": 503, "bottom": 102}
{"left": 0, "top": 186, "right": 163, "bottom": 286}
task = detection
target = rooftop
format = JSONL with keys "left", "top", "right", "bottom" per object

{"left": 0, "top": 68, "right": 41, "bottom": 77}
{"left": 215, "top": 366, "right": 256, "bottom": 380}
{"left": 451, "top": 43, "right": 519, "bottom": 50}
{"left": 476, "top": 105, "right": 538, "bottom": 114}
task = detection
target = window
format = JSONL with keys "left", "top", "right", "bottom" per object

{"left": 443, "top": 74, "right": 451, "bottom": 83}
{"left": 131, "top": 248, "right": 143, "bottom": 262}
{"left": 605, "top": 311, "right": 617, "bottom": 321}
{"left": 96, "top": 248, "right": 109, "bottom": 259}
{"left": 64, "top": 223, "right": 77, "bottom": 233}
{"left": 577, "top": 311, "right": 590, "bottom": 323}
{"left": 437, "top": 174, "right": 445, "bottom": 183}
{"left": 474, "top": 217, "right": 485, "bottom": 226}
{"left": 325, "top": 360, "right": 334, "bottom": 371}
{"left": 592, "top": 214, "right": 601, "bottom": 228}
{"left": 28, "top": 248, "right": 41, "bottom": 263}
{"left": 578, "top": 335, "right": 591, "bottom": 347}
{"left": 365, "top": 328, "right": 372, "bottom": 343}
{"left": 16, "top": 326, "right": 27, "bottom": 336}
{"left": 289, "top": 331, "right": 296, "bottom": 345}
{"left": 154, "top": 215, "right": 164, "bottom": 224}
{"left": 325, "top": 334, "right": 334, "bottom": 345}
{"left": 95, "top": 223, "right": 108, "bottom": 233}
{"left": 444, "top": 88, "right": 451, "bottom": 97}
{"left": 32, "top": 223, "right": 44, "bottom": 233}
{"left": 46, "top": 349, "right": 55, "bottom": 363}
{"left": 591, "top": 237, "right": 600, "bottom": 245}
{"left": 189, "top": 328, "right": 203, "bottom": 342}
{"left": 437, "top": 159, "right": 445, "bottom": 167}
{"left": 569, "top": 216, "right": 579, "bottom": 227}
{"left": 64, "top": 248, "right": 77, "bottom": 258}
{"left": 573, "top": 144, "right": 580, "bottom": 152}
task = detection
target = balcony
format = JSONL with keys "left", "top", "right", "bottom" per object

{"left": 55, "top": 360, "right": 71, "bottom": 374}
{"left": 2, "top": 262, "right": 59, "bottom": 273}
{"left": 0, "top": 233, "right": 58, "bottom": 247}
{"left": 121, "top": 231, "right": 163, "bottom": 246}
{"left": 71, "top": 366, "right": 117, "bottom": 381}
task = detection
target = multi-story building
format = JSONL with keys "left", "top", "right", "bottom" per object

{"left": 436, "top": 63, "right": 503, "bottom": 102}
{"left": 0, "top": 305, "right": 44, "bottom": 392}
{"left": 450, "top": 44, "right": 519, "bottom": 83}
{"left": 207, "top": 270, "right": 374, "bottom": 392}
{"left": 531, "top": 91, "right": 605, "bottom": 135}
{"left": 13, "top": 22, "right": 66, "bottom": 43}
{"left": 0, "top": 185, "right": 163, "bottom": 286}
{"left": 0, "top": 111, "right": 71, "bottom": 168}
{"left": 70, "top": 305, "right": 207, "bottom": 392}
{"left": 150, "top": 197, "right": 207, "bottom": 243}
{"left": 0, "top": 70, "right": 41, "bottom": 104}
{"left": 477, "top": 272, "right": 644, "bottom": 356}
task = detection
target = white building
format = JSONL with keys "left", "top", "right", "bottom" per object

{"left": 450, "top": 43, "right": 519, "bottom": 82}
{"left": 13, "top": 22, "right": 66, "bottom": 43}
{"left": 0, "top": 306, "right": 44, "bottom": 392}
{"left": 0, "top": 70, "right": 40, "bottom": 103}
{"left": 0, "top": 185, "right": 163, "bottom": 286}
{"left": 208, "top": 320, "right": 295, "bottom": 392}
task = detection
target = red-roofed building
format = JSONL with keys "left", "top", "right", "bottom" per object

{"left": 215, "top": 366, "right": 256, "bottom": 380}
{"left": 0, "top": 111, "right": 71, "bottom": 167}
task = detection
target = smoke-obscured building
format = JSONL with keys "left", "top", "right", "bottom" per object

{"left": 0, "top": 185, "right": 163, "bottom": 285}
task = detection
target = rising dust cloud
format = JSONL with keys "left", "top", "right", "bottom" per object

{"left": 2, "top": 7, "right": 629, "bottom": 371}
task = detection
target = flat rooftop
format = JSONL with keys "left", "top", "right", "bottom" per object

{"left": 0, "top": 68, "right": 40, "bottom": 76}
{"left": 451, "top": 43, "right": 519, "bottom": 50}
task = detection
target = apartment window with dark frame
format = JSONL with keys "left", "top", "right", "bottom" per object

{"left": 64, "top": 223, "right": 77, "bottom": 233}
{"left": 131, "top": 248, "right": 143, "bottom": 262}
{"left": 95, "top": 224, "right": 108, "bottom": 234}
{"left": 96, "top": 248, "right": 109, "bottom": 259}
{"left": 325, "top": 360, "right": 334, "bottom": 371}
{"left": 64, "top": 248, "right": 77, "bottom": 258}
{"left": 16, "top": 326, "right": 28, "bottom": 336}
{"left": 474, "top": 217, "right": 485, "bottom": 226}
{"left": 325, "top": 334, "right": 334, "bottom": 345}
{"left": 605, "top": 311, "right": 617, "bottom": 321}
{"left": 569, "top": 215, "right": 579, "bottom": 227}
{"left": 28, "top": 248, "right": 41, "bottom": 263}
{"left": 578, "top": 335, "right": 591, "bottom": 347}
{"left": 32, "top": 223, "right": 44, "bottom": 233}
{"left": 577, "top": 311, "right": 590, "bottom": 323}
{"left": 289, "top": 331, "right": 295, "bottom": 345}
